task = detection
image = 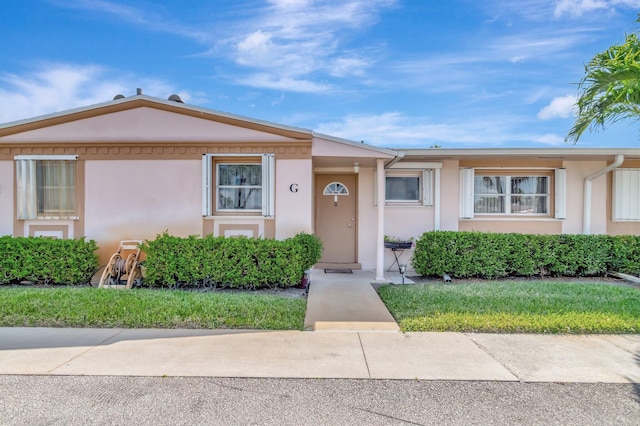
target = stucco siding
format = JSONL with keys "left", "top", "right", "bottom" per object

{"left": 0, "top": 107, "right": 300, "bottom": 143}
{"left": 384, "top": 206, "right": 434, "bottom": 273}
{"left": 84, "top": 159, "right": 202, "bottom": 262}
{"left": 458, "top": 220, "right": 562, "bottom": 234}
{"left": 440, "top": 160, "right": 460, "bottom": 231}
{"left": 275, "top": 159, "right": 313, "bottom": 239}
{"left": 562, "top": 161, "right": 608, "bottom": 234}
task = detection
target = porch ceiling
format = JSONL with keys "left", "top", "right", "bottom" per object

{"left": 312, "top": 156, "right": 382, "bottom": 169}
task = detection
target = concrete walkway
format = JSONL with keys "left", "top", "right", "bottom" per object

{"left": 0, "top": 269, "right": 639, "bottom": 383}
{"left": 304, "top": 269, "right": 400, "bottom": 331}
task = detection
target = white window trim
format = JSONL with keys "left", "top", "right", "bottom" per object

{"left": 15, "top": 155, "right": 78, "bottom": 161}
{"left": 461, "top": 168, "right": 561, "bottom": 218}
{"left": 384, "top": 169, "right": 434, "bottom": 206}
{"left": 15, "top": 155, "right": 78, "bottom": 220}
{"left": 202, "top": 154, "right": 274, "bottom": 217}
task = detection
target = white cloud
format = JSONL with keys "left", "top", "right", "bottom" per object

{"left": 316, "top": 112, "right": 566, "bottom": 147}
{"left": 267, "top": 0, "right": 313, "bottom": 9}
{"left": 537, "top": 94, "right": 577, "bottom": 119}
{"left": 236, "top": 31, "right": 276, "bottom": 66}
{"left": 0, "top": 63, "right": 181, "bottom": 123}
{"left": 553, "top": 0, "right": 640, "bottom": 18}
{"left": 221, "top": 0, "right": 397, "bottom": 91}
{"left": 329, "top": 57, "right": 370, "bottom": 77}
{"left": 236, "top": 74, "right": 333, "bottom": 93}
{"left": 45, "top": 0, "right": 211, "bottom": 42}
{"left": 44, "top": 0, "right": 394, "bottom": 94}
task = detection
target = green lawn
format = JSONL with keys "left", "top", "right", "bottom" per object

{"left": 0, "top": 287, "right": 306, "bottom": 330}
{"left": 377, "top": 281, "right": 640, "bottom": 333}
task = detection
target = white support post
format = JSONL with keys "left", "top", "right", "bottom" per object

{"left": 375, "top": 158, "right": 386, "bottom": 281}
{"left": 434, "top": 168, "right": 441, "bottom": 230}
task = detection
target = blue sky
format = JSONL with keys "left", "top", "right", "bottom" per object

{"left": 2, "top": 0, "right": 640, "bottom": 148}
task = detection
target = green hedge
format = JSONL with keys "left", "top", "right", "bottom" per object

{"left": 141, "top": 232, "right": 323, "bottom": 289}
{"left": 0, "top": 236, "right": 99, "bottom": 285}
{"left": 412, "top": 231, "right": 640, "bottom": 279}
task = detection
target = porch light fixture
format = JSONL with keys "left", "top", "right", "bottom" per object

{"left": 353, "top": 162, "right": 360, "bottom": 174}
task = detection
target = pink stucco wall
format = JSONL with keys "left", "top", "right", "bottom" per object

{"left": 439, "top": 160, "right": 460, "bottom": 231}
{"left": 562, "top": 160, "right": 608, "bottom": 234}
{"left": 84, "top": 159, "right": 202, "bottom": 261}
{"left": 0, "top": 161, "right": 13, "bottom": 236}
{"left": 458, "top": 219, "right": 562, "bottom": 234}
{"left": 384, "top": 206, "right": 435, "bottom": 273}
{"left": 0, "top": 107, "right": 298, "bottom": 143}
{"left": 275, "top": 159, "right": 313, "bottom": 239}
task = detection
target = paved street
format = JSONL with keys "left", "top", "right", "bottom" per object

{"left": 1, "top": 376, "right": 638, "bottom": 425}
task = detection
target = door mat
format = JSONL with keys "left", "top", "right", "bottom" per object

{"left": 324, "top": 269, "right": 353, "bottom": 274}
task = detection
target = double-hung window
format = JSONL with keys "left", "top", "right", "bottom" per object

{"left": 15, "top": 155, "right": 78, "bottom": 219}
{"left": 461, "top": 168, "right": 562, "bottom": 218}
{"left": 385, "top": 170, "right": 433, "bottom": 206}
{"left": 474, "top": 175, "right": 549, "bottom": 215}
{"left": 202, "top": 154, "right": 275, "bottom": 217}
{"left": 217, "top": 163, "right": 262, "bottom": 211}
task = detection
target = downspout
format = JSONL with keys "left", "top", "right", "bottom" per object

{"left": 583, "top": 154, "right": 623, "bottom": 234}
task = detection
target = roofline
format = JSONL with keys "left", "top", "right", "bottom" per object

{"left": 312, "top": 131, "right": 399, "bottom": 157}
{"left": 402, "top": 147, "right": 640, "bottom": 157}
{"left": 0, "top": 94, "right": 314, "bottom": 137}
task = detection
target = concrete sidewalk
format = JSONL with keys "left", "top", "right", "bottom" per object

{"left": 1, "top": 269, "right": 639, "bottom": 383}
{"left": 0, "top": 328, "right": 639, "bottom": 382}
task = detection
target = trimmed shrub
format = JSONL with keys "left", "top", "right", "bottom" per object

{"left": 412, "top": 231, "right": 640, "bottom": 279}
{"left": 141, "top": 232, "right": 323, "bottom": 289}
{"left": 290, "top": 232, "right": 323, "bottom": 271}
{"left": 0, "top": 236, "right": 99, "bottom": 285}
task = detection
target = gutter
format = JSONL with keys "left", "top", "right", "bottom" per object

{"left": 583, "top": 154, "right": 624, "bottom": 234}
{"left": 384, "top": 151, "right": 405, "bottom": 168}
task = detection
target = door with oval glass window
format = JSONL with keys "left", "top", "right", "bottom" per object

{"left": 315, "top": 174, "right": 357, "bottom": 264}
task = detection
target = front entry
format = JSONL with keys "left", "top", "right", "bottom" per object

{"left": 315, "top": 174, "right": 357, "bottom": 264}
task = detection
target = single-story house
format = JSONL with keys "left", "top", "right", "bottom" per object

{"left": 1, "top": 93, "right": 640, "bottom": 280}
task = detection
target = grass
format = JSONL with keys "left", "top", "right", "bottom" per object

{"left": 377, "top": 281, "right": 640, "bottom": 333}
{"left": 0, "top": 287, "right": 306, "bottom": 330}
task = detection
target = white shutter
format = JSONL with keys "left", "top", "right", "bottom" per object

{"left": 460, "top": 168, "right": 474, "bottom": 219}
{"left": 554, "top": 168, "right": 567, "bottom": 220}
{"left": 613, "top": 169, "right": 640, "bottom": 220}
{"left": 261, "top": 154, "right": 275, "bottom": 217}
{"left": 422, "top": 169, "right": 433, "bottom": 206}
{"left": 16, "top": 159, "right": 37, "bottom": 219}
{"left": 202, "top": 154, "right": 212, "bottom": 216}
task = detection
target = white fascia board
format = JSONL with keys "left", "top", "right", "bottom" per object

{"left": 388, "top": 162, "right": 443, "bottom": 169}
{"left": 402, "top": 148, "right": 640, "bottom": 158}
